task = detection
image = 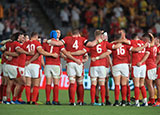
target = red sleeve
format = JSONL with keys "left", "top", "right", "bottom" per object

{"left": 35, "top": 41, "right": 42, "bottom": 49}
{"left": 42, "top": 43, "right": 46, "bottom": 50}
{"left": 61, "top": 36, "right": 70, "bottom": 44}
{"left": 15, "top": 41, "right": 21, "bottom": 49}
{"left": 105, "top": 41, "right": 114, "bottom": 50}
{"left": 146, "top": 47, "right": 151, "bottom": 54}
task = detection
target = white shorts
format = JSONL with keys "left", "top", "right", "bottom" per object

{"left": 90, "top": 66, "right": 107, "bottom": 78}
{"left": 132, "top": 65, "right": 146, "bottom": 78}
{"left": 112, "top": 64, "right": 129, "bottom": 77}
{"left": 5, "top": 64, "right": 18, "bottom": 79}
{"left": 147, "top": 68, "right": 157, "bottom": 80}
{"left": 18, "top": 67, "right": 25, "bottom": 77}
{"left": 67, "top": 62, "right": 83, "bottom": 77}
{"left": 106, "top": 67, "right": 110, "bottom": 77}
{"left": 2, "top": 63, "right": 8, "bottom": 77}
{"left": 44, "top": 65, "right": 60, "bottom": 78}
{"left": 24, "top": 63, "right": 40, "bottom": 78}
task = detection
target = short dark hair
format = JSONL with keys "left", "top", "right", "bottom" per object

{"left": 114, "top": 34, "right": 121, "bottom": 40}
{"left": 72, "top": 29, "right": 79, "bottom": 35}
{"left": 131, "top": 33, "right": 137, "bottom": 40}
{"left": 94, "top": 29, "right": 102, "bottom": 37}
{"left": 31, "top": 32, "right": 38, "bottom": 38}
{"left": 142, "top": 33, "right": 152, "bottom": 41}
{"left": 10, "top": 32, "right": 21, "bottom": 41}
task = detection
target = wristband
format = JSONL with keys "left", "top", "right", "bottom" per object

{"left": 96, "top": 56, "right": 100, "bottom": 60}
{"left": 47, "top": 40, "right": 52, "bottom": 44}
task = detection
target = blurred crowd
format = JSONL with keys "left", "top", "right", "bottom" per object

{"left": 0, "top": 0, "right": 32, "bottom": 40}
{"left": 45, "top": 0, "right": 160, "bottom": 40}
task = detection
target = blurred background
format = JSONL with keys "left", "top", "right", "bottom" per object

{"left": 0, "top": 0, "right": 160, "bottom": 41}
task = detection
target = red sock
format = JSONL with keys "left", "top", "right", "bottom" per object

{"left": 45, "top": 85, "right": 51, "bottom": 102}
{"left": 68, "top": 85, "right": 71, "bottom": 103}
{"left": 3, "top": 85, "right": 7, "bottom": 97}
{"left": 105, "top": 96, "right": 109, "bottom": 101}
{"left": 11, "top": 84, "right": 16, "bottom": 97}
{"left": 7, "top": 98, "right": 11, "bottom": 102}
{"left": 76, "top": 86, "right": 80, "bottom": 102}
{"left": 0, "top": 85, "right": 3, "bottom": 100}
{"left": 127, "top": 85, "right": 130, "bottom": 102}
{"left": 78, "top": 84, "right": 84, "bottom": 102}
{"left": 95, "top": 96, "right": 99, "bottom": 102}
{"left": 53, "top": 85, "right": 59, "bottom": 102}
{"left": 36, "top": 92, "right": 39, "bottom": 101}
{"left": 91, "top": 85, "right": 96, "bottom": 103}
{"left": 140, "top": 86, "right": 147, "bottom": 98}
{"left": 115, "top": 85, "right": 119, "bottom": 101}
{"left": 157, "top": 98, "right": 160, "bottom": 102}
{"left": 151, "top": 98, "right": 155, "bottom": 104}
{"left": 134, "top": 87, "right": 139, "bottom": 100}
{"left": 121, "top": 85, "right": 127, "bottom": 101}
{"left": 12, "top": 96, "right": 17, "bottom": 101}
{"left": 25, "top": 86, "right": 31, "bottom": 102}
{"left": 100, "top": 85, "right": 105, "bottom": 103}
{"left": 32, "top": 86, "right": 39, "bottom": 102}
{"left": 69, "top": 83, "right": 76, "bottom": 103}
{"left": 17, "top": 85, "right": 25, "bottom": 99}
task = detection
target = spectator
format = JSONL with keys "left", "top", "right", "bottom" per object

{"left": 0, "top": 19, "right": 4, "bottom": 40}
{"left": 0, "top": 3, "right": 4, "bottom": 19}
{"left": 60, "top": 6, "right": 70, "bottom": 27}
{"left": 81, "top": 25, "right": 89, "bottom": 39}
{"left": 71, "top": 5, "right": 80, "bottom": 29}
{"left": 118, "top": 12, "right": 127, "bottom": 29}
{"left": 155, "top": 20, "right": 160, "bottom": 34}
{"left": 113, "top": 3, "right": 123, "bottom": 18}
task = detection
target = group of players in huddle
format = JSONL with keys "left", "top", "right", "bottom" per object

{"left": 0, "top": 28, "right": 160, "bottom": 107}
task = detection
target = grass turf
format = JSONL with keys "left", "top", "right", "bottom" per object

{"left": 0, "top": 90, "right": 160, "bottom": 115}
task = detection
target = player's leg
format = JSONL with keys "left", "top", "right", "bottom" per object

{"left": 113, "top": 75, "right": 120, "bottom": 106}
{"left": 90, "top": 77, "right": 97, "bottom": 104}
{"left": 44, "top": 65, "right": 52, "bottom": 105}
{"left": 95, "top": 80, "right": 99, "bottom": 103}
{"left": 25, "top": 77, "right": 31, "bottom": 104}
{"left": 121, "top": 76, "right": 128, "bottom": 106}
{"left": 139, "top": 78, "right": 147, "bottom": 106}
{"left": 6, "top": 79, "right": 14, "bottom": 104}
{"left": 31, "top": 78, "right": 40, "bottom": 104}
{"left": 53, "top": 76, "right": 60, "bottom": 105}
{"left": 155, "top": 79, "right": 160, "bottom": 106}
{"left": 105, "top": 67, "right": 111, "bottom": 105}
{"left": 146, "top": 79, "right": 155, "bottom": 105}
{"left": 126, "top": 79, "right": 131, "bottom": 105}
{"left": 76, "top": 76, "right": 84, "bottom": 105}
{"left": 98, "top": 77, "right": 105, "bottom": 105}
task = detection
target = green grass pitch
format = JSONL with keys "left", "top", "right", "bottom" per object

{"left": 0, "top": 90, "right": 160, "bottom": 115}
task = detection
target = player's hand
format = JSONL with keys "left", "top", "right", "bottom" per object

{"left": 25, "top": 61, "right": 30, "bottom": 66}
{"left": 91, "top": 57, "right": 97, "bottom": 62}
{"left": 116, "top": 43, "right": 122, "bottom": 48}
{"left": 28, "top": 50, "right": 35, "bottom": 55}
{"left": 119, "top": 30, "right": 125, "bottom": 39}
{"left": 52, "top": 53, "right": 59, "bottom": 58}
{"left": 136, "top": 62, "right": 142, "bottom": 67}
{"left": 144, "top": 42, "right": 149, "bottom": 48}
{"left": 7, "top": 56, "right": 13, "bottom": 61}
{"left": 75, "top": 59, "right": 82, "bottom": 65}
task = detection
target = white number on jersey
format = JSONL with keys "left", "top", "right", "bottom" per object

{"left": 137, "top": 43, "right": 145, "bottom": 53}
{"left": 153, "top": 47, "right": 157, "bottom": 57}
{"left": 26, "top": 44, "right": 35, "bottom": 52}
{"left": 50, "top": 46, "right": 54, "bottom": 53}
{"left": 117, "top": 46, "right": 125, "bottom": 55}
{"left": 96, "top": 44, "right": 102, "bottom": 53}
{"left": 72, "top": 40, "right": 79, "bottom": 49}
{"left": 9, "top": 47, "right": 11, "bottom": 52}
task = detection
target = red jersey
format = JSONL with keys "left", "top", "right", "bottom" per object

{"left": 5, "top": 41, "right": 21, "bottom": 66}
{"left": 131, "top": 40, "right": 146, "bottom": 66}
{"left": 146, "top": 46, "right": 159, "bottom": 70}
{"left": 23, "top": 40, "right": 41, "bottom": 64}
{"left": 89, "top": 41, "right": 112, "bottom": 67}
{"left": 17, "top": 43, "right": 26, "bottom": 67}
{"left": 1, "top": 54, "right": 6, "bottom": 64}
{"left": 43, "top": 41, "right": 65, "bottom": 65}
{"left": 111, "top": 44, "right": 132, "bottom": 66}
{"left": 61, "top": 36, "right": 87, "bottom": 63}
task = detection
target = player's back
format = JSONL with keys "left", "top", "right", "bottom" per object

{"left": 131, "top": 39, "right": 146, "bottom": 66}
{"left": 111, "top": 43, "right": 131, "bottom": 66}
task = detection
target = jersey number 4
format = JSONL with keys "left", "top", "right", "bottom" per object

{"left": 72, "top": 40, "right": 79, "bottom": 49}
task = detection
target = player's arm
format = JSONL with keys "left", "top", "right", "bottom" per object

{"left": 137, "top": 52, "right": 150, "bottom": 67}
{"left": 3, "top": 51, "right": 19, "bottom": 57}
{"left": 112, "top": 39, "right": 131, "bottom": 45}
{"left": 25, "top": 53, "right": 40, "bottom": 66}
{"left": 37, "top": 47, "right": 58, "bottom": 58}
{"left": 82, "top": 53, "right": 89, "bottom": 63}
{"left": 107, "top": 55, "right": 112, "bottom": 67}
{"left": 149, "top": 33, "right": 155, "bottom": 47}
{"left": 41, "top": 55, "right": 45, "bottom": 68}
{"left": 16, "top": 47, "right": 34, "bottom": 55}
{"left": 0, "top": 39, "right": 12, "bottom": 45}
{"left": 131, "top": 43, "right": 148, "bottom": 52}
{"left": 156, "top": 54, "right": 160, "bottom": 65}
{"left": 91, "top": 50, "right": 112, "bottom": 61}
{"left": 70, "top": 48, "right": 87, "bottom": 56}
{"left": 47, "top": 40, "right": 64, "bottom": 46}
{"left": 84, "top": 39, "right": 103, "bottom": 47}
{"left": 61, "top": 49, "right": 81, "bottom": 65}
